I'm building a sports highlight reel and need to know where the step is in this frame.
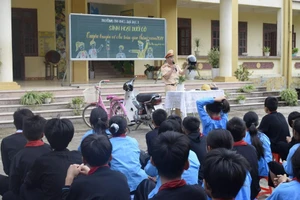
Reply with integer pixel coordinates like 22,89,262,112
227,91,280,98
228,96,277,105
0,102,71,112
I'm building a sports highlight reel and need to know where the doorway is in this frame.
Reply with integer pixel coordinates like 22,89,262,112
12,8,38,80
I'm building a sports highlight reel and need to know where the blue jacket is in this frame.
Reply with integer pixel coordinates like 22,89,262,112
110,136,148,192
78,129,111,151
146,150,200,198
244,131,272,176
283,143,300,177
196,97,228,136
205,171,252,200
267,180,300,200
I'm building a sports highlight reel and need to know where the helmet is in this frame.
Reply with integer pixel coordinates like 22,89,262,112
201,84,211,91
187,55,197,66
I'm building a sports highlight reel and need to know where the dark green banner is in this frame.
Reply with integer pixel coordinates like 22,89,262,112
69,14,166,61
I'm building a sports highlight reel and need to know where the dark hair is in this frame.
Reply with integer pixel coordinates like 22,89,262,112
23,115,46,141
13,109,34,130
81,134,112,166
90,107,108,135
152,109,167,127
151,131,190,179
206,129,233,150
288,111,300,128
182,116,200,133
168,114,183,133
226,117,246,142
243,111,264,159
264,97,278,112
44,118,74,150
158,119,181,134
293,118,300,141
109,116,127,136
292,146,300,180
203,148,249,199
206,99,230,114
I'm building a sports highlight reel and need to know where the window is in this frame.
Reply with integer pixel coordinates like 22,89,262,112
211,21,220,48
263,23,277,56
178,18,191,55
293,25,296,48
211,21,248,55
239,22,247,55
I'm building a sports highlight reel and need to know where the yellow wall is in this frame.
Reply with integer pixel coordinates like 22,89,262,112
12,0,55,78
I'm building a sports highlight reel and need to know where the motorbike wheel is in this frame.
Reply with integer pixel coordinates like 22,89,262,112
111,102,131,134
148,107,155,130
82,103,98,128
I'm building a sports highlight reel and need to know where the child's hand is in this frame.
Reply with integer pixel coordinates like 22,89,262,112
66,164,81,178
214,96,226,102
275,174,288,185
79,164,90,175
286,136,292,143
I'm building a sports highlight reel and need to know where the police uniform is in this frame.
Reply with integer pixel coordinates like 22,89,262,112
161,50,184,92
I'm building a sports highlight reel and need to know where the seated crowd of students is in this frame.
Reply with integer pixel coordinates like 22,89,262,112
0,95,299,200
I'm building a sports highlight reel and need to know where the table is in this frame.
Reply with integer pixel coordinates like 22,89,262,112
164,90,225,118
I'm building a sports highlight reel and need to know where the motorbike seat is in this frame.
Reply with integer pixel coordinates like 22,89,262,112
136,93,160,103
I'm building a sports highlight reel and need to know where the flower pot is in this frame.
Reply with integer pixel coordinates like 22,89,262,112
238,100,245,104
242,52,248,56
89,71,95,79
264,52,270,57
211,68,220,79
185,70,197,80
293,53,298,57
177,84,185,91
44,98,52,104
146,71,154,79
194,51,201,57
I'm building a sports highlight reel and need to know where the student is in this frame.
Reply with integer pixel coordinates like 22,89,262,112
3,115,51,200
258,97,290,160
182,116,207,165
21,118,82,200
167,114,183,133
196,95,230,136
109,116,148,194
0,109,33,195
78,107,110,151
182,116,207,184
145,120,200,199
150,131,207,200
267,146,300,200
227,117,260,200
203,148,249,200
62,134,131,200
205,129,252,200
146,109,167,156
243,111,272,177
286,111,300,147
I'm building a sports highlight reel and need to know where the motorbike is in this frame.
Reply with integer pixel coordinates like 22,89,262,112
119,77,163,130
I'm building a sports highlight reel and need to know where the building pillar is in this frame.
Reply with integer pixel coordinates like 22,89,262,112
213,0,238,82
65,0,89,84
281,0,292,88
0,0,20,90
160,0,177,61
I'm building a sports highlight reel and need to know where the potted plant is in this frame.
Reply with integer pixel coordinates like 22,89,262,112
236,95,246,104
207,48,220,79
41,92,54,104
293,48,298,57
263,46,270,56
239,85,256,93
144,64,155,79
176,76,185,91
71,97,84,109
234,65,253,81
20,92,43,105
194,38,201,57
280,89,298,106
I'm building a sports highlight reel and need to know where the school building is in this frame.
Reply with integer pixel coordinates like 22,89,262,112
0,0,299,90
